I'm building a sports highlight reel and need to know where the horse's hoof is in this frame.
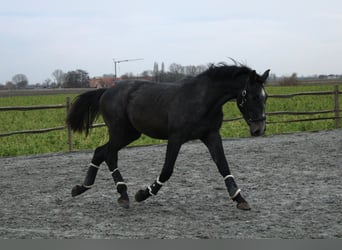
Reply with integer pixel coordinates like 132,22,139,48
71,185,88,197
118,197,130,209
237,202,251,211
135,189,150,202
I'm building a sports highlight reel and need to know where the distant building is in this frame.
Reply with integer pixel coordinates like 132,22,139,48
89,75,116,88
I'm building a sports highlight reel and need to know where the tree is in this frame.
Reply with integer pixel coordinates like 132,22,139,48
63,70,90,88
279,73,298,86
169,63,185,81
6,81,15,89
12,74,28,88
52,69,65,87
43,78,52,88
195,65,207,74
169,63,184,75
184,65,197,76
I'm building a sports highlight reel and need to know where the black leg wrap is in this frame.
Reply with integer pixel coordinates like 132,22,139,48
111,169,128,194
71,164,99,197
111,169,124,184
111,169,129,208
135,180,163,202
150,180,162,195
224,175,251,210
117,184,129,209
117,183,127,194
83,164,99,187
224,175,241,200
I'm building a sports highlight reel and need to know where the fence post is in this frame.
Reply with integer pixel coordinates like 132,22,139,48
66,97,73,152
334,85,340,128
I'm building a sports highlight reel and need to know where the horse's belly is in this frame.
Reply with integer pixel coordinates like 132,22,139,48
129,113,169,140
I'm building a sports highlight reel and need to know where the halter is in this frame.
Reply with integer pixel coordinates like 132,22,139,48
238,89,247,108
238,87,266,123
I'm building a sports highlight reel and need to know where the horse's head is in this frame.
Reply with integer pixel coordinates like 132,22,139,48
237,69,270,137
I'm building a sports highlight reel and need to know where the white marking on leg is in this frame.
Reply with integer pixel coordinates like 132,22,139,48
147,186,154,196
111,168,119,175
230,189,241,199
90,163,99,169
223,175,234,181
116,182,126,187
156,177,164,186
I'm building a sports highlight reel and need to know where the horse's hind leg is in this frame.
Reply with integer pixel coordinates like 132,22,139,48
105,128,141,209
135,138,182,202
105,149,130,208
71,143,108,197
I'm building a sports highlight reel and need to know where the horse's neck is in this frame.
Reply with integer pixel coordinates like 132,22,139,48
202,78,242,105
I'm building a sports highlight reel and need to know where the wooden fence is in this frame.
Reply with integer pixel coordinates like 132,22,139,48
224,85,341,128
0,85,341,152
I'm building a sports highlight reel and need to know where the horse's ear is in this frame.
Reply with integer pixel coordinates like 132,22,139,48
260,69,270,83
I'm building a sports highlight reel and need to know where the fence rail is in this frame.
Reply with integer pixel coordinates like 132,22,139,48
0,85,341,152
0,104,66,111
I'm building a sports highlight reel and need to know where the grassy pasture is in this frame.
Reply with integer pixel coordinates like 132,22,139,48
0,84,340,157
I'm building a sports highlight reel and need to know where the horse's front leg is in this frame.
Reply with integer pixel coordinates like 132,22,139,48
201,131,251,210
135,139,182,202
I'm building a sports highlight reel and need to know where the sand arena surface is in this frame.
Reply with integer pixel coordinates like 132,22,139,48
1,130,341,238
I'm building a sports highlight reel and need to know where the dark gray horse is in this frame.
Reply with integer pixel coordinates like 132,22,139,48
67,64,270,210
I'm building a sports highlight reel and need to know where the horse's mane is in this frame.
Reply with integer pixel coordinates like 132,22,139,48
199,63,252,81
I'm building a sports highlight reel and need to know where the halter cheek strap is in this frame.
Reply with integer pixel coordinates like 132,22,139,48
238,89,247,108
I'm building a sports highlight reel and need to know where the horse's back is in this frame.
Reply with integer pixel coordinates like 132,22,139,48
99,80,178,139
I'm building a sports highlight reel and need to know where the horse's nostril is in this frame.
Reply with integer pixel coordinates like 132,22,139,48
250,125,266,137
251,129,261,136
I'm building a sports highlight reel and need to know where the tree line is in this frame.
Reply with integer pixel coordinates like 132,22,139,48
4,62,340,89
4,69,90,89
3,62,209,89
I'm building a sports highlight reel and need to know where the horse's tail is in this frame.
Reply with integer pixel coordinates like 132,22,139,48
66,88,107,136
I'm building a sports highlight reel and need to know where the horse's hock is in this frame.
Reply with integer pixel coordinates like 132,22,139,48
0,129,341,238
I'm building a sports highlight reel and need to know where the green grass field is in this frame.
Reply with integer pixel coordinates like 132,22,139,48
0,84,340,157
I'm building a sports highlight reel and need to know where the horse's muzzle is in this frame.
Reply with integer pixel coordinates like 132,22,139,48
249,121,266,137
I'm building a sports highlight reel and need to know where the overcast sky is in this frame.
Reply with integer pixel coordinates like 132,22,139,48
0,0,341,84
